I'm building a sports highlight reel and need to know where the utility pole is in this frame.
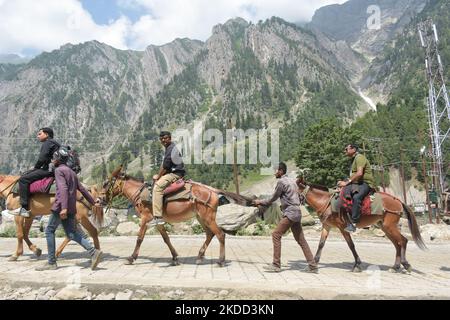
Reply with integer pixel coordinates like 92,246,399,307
418,20,450,201
227,118,240,195
378,143,386,192
421,146,433,223
233,131,240,195
400,148,408,205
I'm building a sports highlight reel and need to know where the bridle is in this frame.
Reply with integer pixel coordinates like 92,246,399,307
104,173,148,209
103,176,120,213
298,184,310,205
298,183,334,215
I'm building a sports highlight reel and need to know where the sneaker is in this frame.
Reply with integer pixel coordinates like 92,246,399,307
10,207,31,218
263,264,281,273
148,217,165,227
302,265,319,274
344,223,356,233
91,249,103,270
35,262,58,271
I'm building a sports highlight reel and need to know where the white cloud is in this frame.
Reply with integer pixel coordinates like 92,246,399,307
124,0,348,47
0,0,347,55
0,0,130,55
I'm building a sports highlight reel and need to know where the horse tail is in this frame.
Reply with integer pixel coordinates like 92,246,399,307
216,189,255,206
189,181,255,206
402,203,427,250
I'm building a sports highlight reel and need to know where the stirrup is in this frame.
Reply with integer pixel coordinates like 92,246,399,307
148,217,165,226
344,223,356,233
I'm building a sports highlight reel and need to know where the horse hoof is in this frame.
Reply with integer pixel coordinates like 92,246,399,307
171,259,180,266
124,257,134,265
35,248,42,258
352,266,362,273
8,255,18,262
388,267,401,273
196,258,204,265
403,265,412,274
216,261,225,268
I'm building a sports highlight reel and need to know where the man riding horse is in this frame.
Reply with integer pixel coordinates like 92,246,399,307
11,127,60,218
150,131,186,227
337,144,376,233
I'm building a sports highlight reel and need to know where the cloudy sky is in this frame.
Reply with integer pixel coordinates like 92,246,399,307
0,0,347,56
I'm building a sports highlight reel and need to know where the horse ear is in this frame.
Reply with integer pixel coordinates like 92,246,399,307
111,165,123,178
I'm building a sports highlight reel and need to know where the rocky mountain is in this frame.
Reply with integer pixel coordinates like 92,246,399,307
361,0,450,103
0,16,368,180
0,0,445,188
0,54,30,65
0,38,203,173
103,17,373,186
309,0,427,60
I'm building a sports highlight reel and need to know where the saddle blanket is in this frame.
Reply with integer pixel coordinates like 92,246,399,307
11,177,56,195
331,190,384,216
140,181,192,205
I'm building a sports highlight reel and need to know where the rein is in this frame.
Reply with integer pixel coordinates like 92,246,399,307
106,177,146,207
126,180,148,206
105,175,216,210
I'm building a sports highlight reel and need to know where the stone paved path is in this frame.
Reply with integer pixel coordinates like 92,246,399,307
1,235,450,299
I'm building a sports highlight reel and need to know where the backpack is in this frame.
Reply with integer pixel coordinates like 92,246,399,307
62,145,81,174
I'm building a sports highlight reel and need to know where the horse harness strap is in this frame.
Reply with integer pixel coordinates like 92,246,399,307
190,190,215,209
385,209,403,216
130,182,148,206
316,194,334,215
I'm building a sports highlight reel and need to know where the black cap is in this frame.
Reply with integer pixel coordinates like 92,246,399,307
278,162,287,174
159,131,171,137
40,127,54,139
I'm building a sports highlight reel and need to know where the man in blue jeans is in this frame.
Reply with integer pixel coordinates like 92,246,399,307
36,148,102,271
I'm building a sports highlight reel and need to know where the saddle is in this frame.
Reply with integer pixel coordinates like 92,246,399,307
11,177,56,195
140,179,192,205
330,187,384,216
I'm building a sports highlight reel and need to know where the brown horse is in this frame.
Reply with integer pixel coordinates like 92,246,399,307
0,174,103,261
100,166,249,267
296,179,426,273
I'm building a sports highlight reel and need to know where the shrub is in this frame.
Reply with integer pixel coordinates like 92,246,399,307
0,225,16,238
191,223,204,235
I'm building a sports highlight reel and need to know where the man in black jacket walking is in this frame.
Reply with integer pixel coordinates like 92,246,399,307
11,127,60,218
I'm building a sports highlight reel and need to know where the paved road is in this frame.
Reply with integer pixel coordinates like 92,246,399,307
1,235,450,299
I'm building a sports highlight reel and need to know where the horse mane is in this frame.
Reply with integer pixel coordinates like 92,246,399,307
306,182,330,192
123,174,145,183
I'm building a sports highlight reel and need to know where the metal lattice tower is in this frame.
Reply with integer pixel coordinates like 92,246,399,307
418,19,450,195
